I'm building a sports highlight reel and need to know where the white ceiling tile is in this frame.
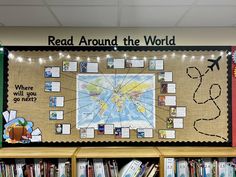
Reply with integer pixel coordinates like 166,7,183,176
0,0,44,5
51,6,118,26
46,0,118,6
120,0,195,6
120,6,189,27
178,7,236,26
197,0,236,6
0,6,58,26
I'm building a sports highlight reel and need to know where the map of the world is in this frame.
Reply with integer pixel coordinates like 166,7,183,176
76,74,155,129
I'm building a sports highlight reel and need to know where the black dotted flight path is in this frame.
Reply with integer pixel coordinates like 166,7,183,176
186,66,227,141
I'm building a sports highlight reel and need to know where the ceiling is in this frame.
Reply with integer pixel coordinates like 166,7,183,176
0,0,236,27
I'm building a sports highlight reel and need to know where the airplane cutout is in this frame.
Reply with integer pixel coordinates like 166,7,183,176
207,56,222,71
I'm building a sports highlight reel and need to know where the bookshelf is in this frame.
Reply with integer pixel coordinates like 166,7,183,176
0,147,77,158
0,147,77,177
1,147,236,177
158,147,236,157
76,147,160,158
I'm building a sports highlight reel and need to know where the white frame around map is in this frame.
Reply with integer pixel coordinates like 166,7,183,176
76,74,156,129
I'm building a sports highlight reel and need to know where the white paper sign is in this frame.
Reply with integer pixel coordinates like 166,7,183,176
62,124,71,135
164,72,173,82
173,118,184,129
114,59,125,68
121,127,130,138
104,124,114,135
176,107,186,117
165,96,176,106
87,63,98,73
167,83,176,93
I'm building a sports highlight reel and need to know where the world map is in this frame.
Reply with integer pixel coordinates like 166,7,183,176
76,74,155,129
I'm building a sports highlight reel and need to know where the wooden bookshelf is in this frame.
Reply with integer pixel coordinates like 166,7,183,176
1,146,236,177
76,146,160,158
0,147,77,158
158,147,236,157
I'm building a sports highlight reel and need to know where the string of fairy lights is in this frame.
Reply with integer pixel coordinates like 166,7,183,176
6,51,231,64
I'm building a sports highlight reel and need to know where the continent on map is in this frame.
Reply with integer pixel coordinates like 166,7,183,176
85,78,103,98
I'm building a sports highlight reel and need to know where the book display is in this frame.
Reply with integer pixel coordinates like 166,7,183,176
0,158,71,177
0,46,232,145
164,157,236,177
0,46,235,177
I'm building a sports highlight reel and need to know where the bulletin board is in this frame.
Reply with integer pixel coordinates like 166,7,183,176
1,46,232,145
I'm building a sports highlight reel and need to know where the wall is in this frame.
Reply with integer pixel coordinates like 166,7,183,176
0,27,236,46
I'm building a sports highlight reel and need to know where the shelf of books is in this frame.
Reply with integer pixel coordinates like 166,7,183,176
76,147,161,177
160,147,236,177
0,147,77,177
2,147,236,176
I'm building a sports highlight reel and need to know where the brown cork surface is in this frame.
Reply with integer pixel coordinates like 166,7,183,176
7,50,228,143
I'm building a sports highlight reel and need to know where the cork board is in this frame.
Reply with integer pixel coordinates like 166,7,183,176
3,49,229,144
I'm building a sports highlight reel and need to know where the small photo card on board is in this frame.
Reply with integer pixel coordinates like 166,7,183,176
97,124,105,135
49,96,64,107
104,124,114,135
158,72,173,82
80,62,98,73
115,127,122,138
176,107,186,117
158,96,166,106
170,106,186,117
166,118,174,129
173,118,184,129
149,59,164,70
165,96,176,106
107,58,114,69
63,61,77,72
126,59,144,68
121,127,130,138
159,130,176,139
160,83,176,94
45,81,60,92
49,110,64,120
62,124,71,135
137,128,153,138
44,67,60,78
55,124,71,135
114,59,125,69
80,128,95,139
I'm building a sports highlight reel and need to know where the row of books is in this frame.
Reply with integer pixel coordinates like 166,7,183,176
77,159,159,177
0,158,70,177
164,157,236,177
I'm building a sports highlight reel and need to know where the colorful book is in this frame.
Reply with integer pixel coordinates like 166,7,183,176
77,159,87,177
93,159,105,177
176,159,189,177
164,158,175,177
